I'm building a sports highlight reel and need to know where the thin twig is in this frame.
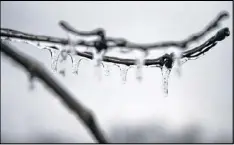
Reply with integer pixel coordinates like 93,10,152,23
59,11,229,50
0,41,109,143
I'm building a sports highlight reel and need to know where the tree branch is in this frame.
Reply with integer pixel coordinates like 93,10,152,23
0,41,109,143
59,11,229,50
1,27,230,67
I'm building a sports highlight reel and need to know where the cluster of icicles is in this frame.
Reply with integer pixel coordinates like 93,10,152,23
1,35,196,97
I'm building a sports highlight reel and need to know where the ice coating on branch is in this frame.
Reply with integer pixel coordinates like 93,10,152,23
1,37,45,49
65,31,89,53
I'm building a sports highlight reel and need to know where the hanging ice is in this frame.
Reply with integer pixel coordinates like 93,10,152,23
57,49,69,77
172,49,183,77
92,48,106,80
92,49,106,67
49,48,60,72
72,57,83,75
119,65,129,84
135,51,147,82
160,64,172,97
1,36,45,50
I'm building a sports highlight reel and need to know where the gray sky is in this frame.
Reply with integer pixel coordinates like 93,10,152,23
1,1,233,143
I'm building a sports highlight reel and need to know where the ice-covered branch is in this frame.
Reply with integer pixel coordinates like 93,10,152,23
1,27,230,67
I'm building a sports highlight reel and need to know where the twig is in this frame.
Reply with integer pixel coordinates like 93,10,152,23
59,11,229,50
0,27,230,67
0,41,109,143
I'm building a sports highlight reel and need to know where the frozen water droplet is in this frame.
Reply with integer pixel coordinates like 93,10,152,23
37,42,40,47
72,58,83,75
119,65,129,84
160,65,172,97
59,69,66,77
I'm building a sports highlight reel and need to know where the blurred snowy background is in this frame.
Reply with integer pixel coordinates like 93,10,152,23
1,1,233,143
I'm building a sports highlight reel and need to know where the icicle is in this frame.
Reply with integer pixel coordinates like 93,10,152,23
135,51,147,82
49,48,60,72
72,57,83,75
92,49,106,67
57,49,68,77
160,64,172,97
92,48,106,80
172,49,183,77
119,65,129,84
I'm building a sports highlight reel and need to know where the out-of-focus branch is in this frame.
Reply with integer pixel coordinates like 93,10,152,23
59,11,229,50
0,41,109,144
